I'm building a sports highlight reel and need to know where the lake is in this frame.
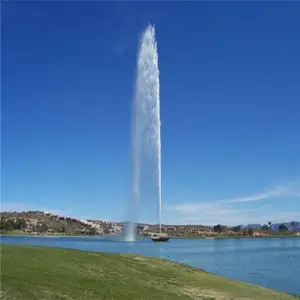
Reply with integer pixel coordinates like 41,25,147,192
1,236,299,296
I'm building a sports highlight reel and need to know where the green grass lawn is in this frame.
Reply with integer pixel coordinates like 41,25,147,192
1,245,299,300
0,230,34,236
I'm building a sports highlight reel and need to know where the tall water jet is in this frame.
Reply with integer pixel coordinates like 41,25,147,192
125,24,161,241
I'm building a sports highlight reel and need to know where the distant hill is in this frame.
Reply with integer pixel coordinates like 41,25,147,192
1,211,299,235
243,224,262,230
244,222,300,232
269,221,300,232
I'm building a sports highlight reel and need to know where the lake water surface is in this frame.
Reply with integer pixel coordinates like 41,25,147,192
1,236,299,296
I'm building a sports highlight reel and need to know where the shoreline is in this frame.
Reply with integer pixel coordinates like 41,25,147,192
1,232,299,239
174,234,300,239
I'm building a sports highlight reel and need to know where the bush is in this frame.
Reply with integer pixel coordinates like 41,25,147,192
0,217,27,231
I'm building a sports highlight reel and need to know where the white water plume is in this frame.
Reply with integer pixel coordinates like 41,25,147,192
125,24,161,241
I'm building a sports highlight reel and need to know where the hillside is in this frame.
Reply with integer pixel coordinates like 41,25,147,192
1,211,299,238
1,245,299,300
0,211,107,236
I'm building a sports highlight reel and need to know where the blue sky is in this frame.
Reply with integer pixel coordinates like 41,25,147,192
2,1,300,225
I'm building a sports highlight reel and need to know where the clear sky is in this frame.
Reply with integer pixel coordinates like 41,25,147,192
2,1,300,225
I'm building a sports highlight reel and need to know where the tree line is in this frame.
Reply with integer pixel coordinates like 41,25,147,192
213,222,290,236
0,218,27,231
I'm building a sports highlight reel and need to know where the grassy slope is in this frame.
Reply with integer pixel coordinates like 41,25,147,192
1,245,299,300
0,230,33,236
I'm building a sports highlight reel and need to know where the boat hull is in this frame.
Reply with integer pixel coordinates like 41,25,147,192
152,237,170,242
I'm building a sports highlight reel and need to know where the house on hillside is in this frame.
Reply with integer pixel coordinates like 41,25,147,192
112,225,123,233
141,225,149,231
177,227,185,231
167,226,176,231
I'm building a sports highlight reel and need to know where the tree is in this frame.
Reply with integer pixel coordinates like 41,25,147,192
232,225,242,233
242,228,249,236
6,219,16,230
37,223,48,233
88,228,97,235
213,225,222,233
15,218,27,230
248,228,254,236
0,218,26,231
262,224,269,231
0,218,11,231
213,224,227,233
279,224,288,232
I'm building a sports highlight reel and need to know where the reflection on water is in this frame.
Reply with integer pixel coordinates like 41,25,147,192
1,236,299,296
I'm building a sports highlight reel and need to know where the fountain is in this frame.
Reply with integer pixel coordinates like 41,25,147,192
124,24,162,242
